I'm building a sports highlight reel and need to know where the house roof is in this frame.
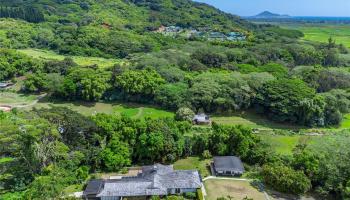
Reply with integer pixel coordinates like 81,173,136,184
96,164,202,198
83,179,104,196
213,156,245,172
193,114,210,122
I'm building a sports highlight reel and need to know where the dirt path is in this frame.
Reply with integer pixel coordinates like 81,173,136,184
135,107,144,118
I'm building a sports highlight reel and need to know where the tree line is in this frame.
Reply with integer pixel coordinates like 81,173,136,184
0,6,44,23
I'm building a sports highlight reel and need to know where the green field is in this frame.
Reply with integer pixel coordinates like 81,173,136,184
260,134,313,155
282,24,350,48
18,49,122,68
27,101,174,119
212,111,305,130
204,179,266,200
173,157,211,177
0,92,38,106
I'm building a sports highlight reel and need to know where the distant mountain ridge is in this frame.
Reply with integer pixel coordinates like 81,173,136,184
251,11,291,19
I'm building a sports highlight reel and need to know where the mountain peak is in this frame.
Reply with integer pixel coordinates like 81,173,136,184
253,11,291,19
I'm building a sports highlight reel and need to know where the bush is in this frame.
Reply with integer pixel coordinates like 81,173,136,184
175,107,195,122
201,150,212,159
262,164,311,194
197,188,204,200
184,192,197,199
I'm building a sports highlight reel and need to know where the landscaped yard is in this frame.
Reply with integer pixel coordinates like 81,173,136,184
204,179,266,200
18,49,123,68
173,157,211,177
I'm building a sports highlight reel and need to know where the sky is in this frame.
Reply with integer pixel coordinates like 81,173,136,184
195,0,350,17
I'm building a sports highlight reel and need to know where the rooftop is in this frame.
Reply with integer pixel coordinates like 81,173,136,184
88,164,202,198
213,156,245,172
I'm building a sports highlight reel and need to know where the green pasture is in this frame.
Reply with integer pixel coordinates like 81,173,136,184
0,92,37,106
260,134,313,155
212,111,305,130
18,49,122,68
28,101,174,119
282,24,350,48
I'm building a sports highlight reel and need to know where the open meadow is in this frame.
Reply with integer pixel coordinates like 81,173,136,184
26,101,174,119
17,49,122,68
281,24,350,48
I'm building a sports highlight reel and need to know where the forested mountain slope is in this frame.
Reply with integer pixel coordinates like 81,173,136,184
0,0,262,58
0,0,253,30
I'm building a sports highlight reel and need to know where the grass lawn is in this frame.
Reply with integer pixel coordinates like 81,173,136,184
204,179,265,200
260,134,313,155
63,184,83,194
340,113,350,129
173,157,211,177
212,111,305,130
18,49,122,68
28,101,174,119
0,92,38,106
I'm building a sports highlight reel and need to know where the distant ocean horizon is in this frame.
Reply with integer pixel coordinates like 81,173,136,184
293,16,350,21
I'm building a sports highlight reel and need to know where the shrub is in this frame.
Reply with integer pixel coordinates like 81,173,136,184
262,164,311,194
197,188,204,200
184,192,197,199
201,150,212,159
175,107,195,122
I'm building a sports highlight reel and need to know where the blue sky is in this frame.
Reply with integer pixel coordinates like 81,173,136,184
195,0,350,17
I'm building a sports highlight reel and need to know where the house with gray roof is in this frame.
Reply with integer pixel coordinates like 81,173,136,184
212,156,245,176
192,113,211,125
0,82,12,89
83,164,202,200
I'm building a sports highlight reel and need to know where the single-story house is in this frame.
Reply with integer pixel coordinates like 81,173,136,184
212,156,245,176
192,114,211,125
0,82,12,89
83,164,202,200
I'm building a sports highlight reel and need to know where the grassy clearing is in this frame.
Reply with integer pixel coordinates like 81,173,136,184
260,135,313,155
18,49,122,68
28,101,174,119
204,179,265,200
212,111,305,130
63,184,83,194
340,113,350,129
173,157,211,177
0,92,37,106
282,24,350,48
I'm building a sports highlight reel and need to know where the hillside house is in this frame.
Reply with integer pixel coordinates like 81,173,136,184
192,114,211,125
212,156,245,176
227,32,246,41
208,32,227,41
0,82,12,89
83,164,202,200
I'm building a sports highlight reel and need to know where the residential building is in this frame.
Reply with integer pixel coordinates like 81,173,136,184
212,156,245,176
83,164,202,200
192,114,211,125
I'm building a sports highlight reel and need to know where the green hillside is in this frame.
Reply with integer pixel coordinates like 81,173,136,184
0,0,263,59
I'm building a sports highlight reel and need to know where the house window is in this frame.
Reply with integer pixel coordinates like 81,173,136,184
175,188,181,193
